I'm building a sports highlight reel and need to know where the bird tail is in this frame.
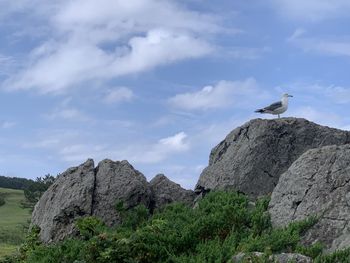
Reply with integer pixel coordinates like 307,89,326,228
255,109,265,113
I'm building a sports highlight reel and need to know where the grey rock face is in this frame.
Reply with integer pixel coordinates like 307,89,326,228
32,159,152,242
232,252,311,263
196,118,350,198
150,174,196,210
31,159,95,243
92,159,152,226
269,144,350,251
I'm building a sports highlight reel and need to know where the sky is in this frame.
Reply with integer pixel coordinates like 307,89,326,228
1,0,350,189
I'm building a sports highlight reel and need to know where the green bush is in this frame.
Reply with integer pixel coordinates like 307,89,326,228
314,247,350,263
8,191,349,263
76,216,105,240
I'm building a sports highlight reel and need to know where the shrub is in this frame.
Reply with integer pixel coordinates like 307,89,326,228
76,216,105,239
6,191,332,263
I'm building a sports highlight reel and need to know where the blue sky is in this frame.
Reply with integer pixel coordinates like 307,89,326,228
1,0,350,189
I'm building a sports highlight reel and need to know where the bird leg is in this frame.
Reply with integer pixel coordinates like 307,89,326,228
278,114,280,118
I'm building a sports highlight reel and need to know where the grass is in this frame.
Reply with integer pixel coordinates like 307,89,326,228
0,187,31,259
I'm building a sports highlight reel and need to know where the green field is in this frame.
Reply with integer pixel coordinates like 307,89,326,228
0,187,31,259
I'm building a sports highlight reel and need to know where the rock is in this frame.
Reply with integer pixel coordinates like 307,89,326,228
31,159,152,242
269,144,350,251
196,118,350,198
31,159,95,243
273,253,312,263
232,252,311,263
149,174,196,210
92,159,152,226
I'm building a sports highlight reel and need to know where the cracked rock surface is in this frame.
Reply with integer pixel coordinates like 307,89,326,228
269,144,350,251
92,159,152,227
195,118,350,198
31,159,96,243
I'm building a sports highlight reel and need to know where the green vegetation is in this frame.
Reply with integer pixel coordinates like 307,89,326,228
2,191,350,263
23,175,55,209
0,188,31,259
0,194,5,207
0,177,33,191
0,174,55,210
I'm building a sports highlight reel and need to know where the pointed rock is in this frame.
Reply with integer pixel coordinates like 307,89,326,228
150,174,196,210
31,159,95,243
92,159,152,226
196,118,350,198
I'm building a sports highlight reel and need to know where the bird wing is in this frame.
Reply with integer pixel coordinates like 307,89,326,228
264,101,282,111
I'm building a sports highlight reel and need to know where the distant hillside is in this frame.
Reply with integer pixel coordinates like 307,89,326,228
0,187,31,259
0,176,34,191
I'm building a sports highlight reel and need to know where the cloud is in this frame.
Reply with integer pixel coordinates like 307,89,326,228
270,0,350,21
290,106,343,127
286,82,350,104
168,78,266,110
2,0,219,93
44,98,90,121
0,54,16,76
288,29,350,57
23,129,190,165
130,132,190,164
103,87,134,104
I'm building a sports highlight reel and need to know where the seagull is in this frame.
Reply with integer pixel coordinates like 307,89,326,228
255,93,293,118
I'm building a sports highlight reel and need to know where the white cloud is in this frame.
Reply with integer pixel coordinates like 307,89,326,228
130,132,190,164
104,87,134,104
2,0,219,93
159,132,189,151
289,106,343,127
270,0,350,21
23,129,190,165
0,54,16,76
287,82,350,104
288,30,350,57
168,78,266,110
44,99,90,121
287,28,306,41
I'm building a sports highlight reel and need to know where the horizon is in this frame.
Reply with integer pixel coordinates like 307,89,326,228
1,0,350,189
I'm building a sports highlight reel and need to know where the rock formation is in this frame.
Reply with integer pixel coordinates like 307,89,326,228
32,160,194,242
269,144,350,252
31,159,95,243
196,118,350,198
31,117,350,252
92,159,152,226
150,174,196,210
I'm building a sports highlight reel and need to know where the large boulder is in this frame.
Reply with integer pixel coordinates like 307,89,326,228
31,159,95,243
196,118,350,198
31,159,152,242
269,144,350,251
149,174,196,210
92,159,152,226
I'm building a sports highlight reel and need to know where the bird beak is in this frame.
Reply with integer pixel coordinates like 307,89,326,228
288,95,293,97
